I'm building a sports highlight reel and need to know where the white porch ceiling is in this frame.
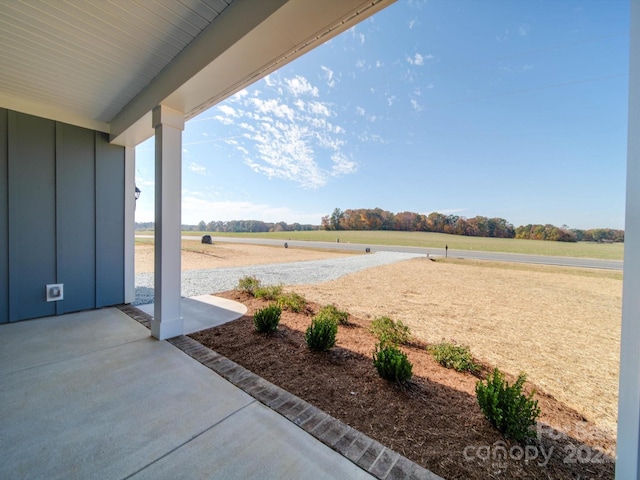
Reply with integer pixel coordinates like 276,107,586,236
0,0,395,147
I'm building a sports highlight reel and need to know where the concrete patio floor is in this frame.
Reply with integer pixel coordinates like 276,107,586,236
0,307,375,479
136,294,247,335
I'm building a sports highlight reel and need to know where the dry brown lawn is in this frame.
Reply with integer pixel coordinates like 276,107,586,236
135,241,622,437
292,258,622,437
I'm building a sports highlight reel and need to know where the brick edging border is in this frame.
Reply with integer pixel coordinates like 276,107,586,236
117,304,444,480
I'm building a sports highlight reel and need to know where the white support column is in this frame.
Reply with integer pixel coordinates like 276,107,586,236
124,146,136,304
617,1,640,477
151,105,185,340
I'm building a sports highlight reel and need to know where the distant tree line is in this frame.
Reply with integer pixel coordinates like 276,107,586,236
135,220,317,233
193,220,318,233
136,212,625,243
135,222,155,231
571,228,624,242
515,224,624,243
321,208,624,243
321,208,515,238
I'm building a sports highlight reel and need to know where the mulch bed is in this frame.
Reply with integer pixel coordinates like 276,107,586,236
189,291,615,479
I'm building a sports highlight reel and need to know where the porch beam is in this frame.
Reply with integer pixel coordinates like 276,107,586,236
151,105,184,340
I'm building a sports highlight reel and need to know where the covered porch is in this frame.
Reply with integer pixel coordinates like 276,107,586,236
2,0,640,477
0,305,406,479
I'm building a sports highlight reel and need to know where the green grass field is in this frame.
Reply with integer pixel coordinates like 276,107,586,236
138,230,624,260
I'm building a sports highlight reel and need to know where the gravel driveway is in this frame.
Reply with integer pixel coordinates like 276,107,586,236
134,251,423,306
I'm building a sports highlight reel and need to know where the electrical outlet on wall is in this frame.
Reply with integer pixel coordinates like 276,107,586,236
46,284,64,302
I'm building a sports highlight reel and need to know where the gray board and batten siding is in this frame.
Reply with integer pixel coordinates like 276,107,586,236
0,109,125,323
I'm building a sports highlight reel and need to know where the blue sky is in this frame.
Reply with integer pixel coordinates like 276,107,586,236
135,0,629,230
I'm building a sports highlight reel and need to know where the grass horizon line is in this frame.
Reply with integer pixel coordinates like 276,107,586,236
136,229,624,261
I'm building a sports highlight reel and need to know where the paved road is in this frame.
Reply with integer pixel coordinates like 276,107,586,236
166,235,623,271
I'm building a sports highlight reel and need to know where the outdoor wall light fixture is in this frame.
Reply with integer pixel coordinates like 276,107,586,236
135,186,141,200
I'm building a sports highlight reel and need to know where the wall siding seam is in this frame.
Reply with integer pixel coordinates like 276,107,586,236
6,110,16,322
93,132,98,309
0,109,8,323
55,122,62,315
122,149,126,303
94,131,99,309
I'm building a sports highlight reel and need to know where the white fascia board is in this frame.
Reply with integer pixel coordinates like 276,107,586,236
0,91,110,133
110,0,396,147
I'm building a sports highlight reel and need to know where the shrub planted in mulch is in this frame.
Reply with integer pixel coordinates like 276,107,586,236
253,304,282,334
373,342,413,383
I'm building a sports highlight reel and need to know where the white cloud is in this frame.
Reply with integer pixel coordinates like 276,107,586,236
406,53,431,66
496,29,509,42
348,26,365,45
249,98,295,121
321,65,336,88
214,115,234,125
330,152,357,176
285,75,319,97
375,60,383,68
437,208,467,216
218,105,238,117
409,19,416,29
410,98,422,111
308,101,331,117
355,59,366,69
386,95,396,106
357,132,385,144
519,24,530,36
188,162,206,175
210,73,355,189
356,106,366,116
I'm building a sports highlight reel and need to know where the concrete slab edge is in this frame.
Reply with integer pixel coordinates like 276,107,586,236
117,304,445,480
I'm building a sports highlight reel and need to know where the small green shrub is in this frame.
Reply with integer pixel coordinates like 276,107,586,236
476,369,541,442
373,343,413,383
370,316,411,346
318,304,349,325
429,341,479,373
253,304,282,333
305,315,338,351
254,284,283,301
277,291,307,313
238,275,261,295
